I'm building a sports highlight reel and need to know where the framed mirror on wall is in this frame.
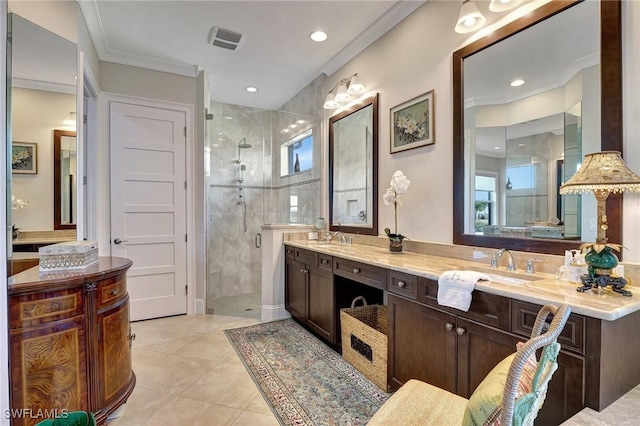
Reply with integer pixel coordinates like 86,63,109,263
329,93,379,235
7,12,78,255
453,0,622,255
54,130,77,230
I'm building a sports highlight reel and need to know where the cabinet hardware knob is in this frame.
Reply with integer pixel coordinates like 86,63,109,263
445,323,454,331
456,327,466,336
398,281,406,288
110,289,119,295
353,268,360,274
128,332,136,348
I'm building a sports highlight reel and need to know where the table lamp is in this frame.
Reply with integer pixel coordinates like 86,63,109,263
559,151,640,296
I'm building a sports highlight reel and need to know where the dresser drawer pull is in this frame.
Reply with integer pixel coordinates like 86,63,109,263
353,268,360,274
110,289,119,296
456,327,466,336
301,269,308,274
321,259,329,264
445,322,454,331
397,281,406,288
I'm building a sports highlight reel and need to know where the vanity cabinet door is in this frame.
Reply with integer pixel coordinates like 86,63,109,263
9,316,88,426
307,266,335,344
96,296,133,407
536,349,585,425
285,259,308,322
387,293,457,392
456,317,520,398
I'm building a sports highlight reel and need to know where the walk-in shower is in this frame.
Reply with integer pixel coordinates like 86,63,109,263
206,104,317,319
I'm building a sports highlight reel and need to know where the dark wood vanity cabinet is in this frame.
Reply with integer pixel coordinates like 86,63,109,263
388,277,586,425
8,258,135,426
285,249,336,344
283,244,640,424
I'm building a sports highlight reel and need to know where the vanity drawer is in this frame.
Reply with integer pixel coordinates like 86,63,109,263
294,247,318,267
318,254,333,272
333,258,385,290
387,270,418,299
285,245,295,260
512,300,585,355
97,274,128,309
9,287,84,329
417,278,511,331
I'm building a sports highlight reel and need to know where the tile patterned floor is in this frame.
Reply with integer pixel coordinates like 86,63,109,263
108,314,279,426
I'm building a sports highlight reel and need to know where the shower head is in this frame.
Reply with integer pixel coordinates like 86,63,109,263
238,138,252,149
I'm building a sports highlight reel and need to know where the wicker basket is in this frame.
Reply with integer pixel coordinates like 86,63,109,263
340,296,388,391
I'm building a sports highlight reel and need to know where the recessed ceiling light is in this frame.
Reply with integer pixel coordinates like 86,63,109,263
510,79,525,87
296,120,306,125
494,146,501,150
310,31,328,42
224,116,233,120
280,129,290,134
246,86,258,93
518,143,525,147
288,124,297,129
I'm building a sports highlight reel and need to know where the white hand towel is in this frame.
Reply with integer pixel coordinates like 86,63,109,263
437,271,492,312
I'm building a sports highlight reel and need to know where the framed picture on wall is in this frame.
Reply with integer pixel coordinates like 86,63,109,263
390,90,434,154
12,142,38,174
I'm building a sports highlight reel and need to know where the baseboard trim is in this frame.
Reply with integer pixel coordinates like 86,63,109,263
195,298,205,315
261,304,290,322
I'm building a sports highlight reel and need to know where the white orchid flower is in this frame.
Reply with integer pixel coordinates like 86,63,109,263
390,170,410,194
383,188,396,206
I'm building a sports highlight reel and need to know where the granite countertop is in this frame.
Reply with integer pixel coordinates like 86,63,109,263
12,236,76,245
284,240,640,321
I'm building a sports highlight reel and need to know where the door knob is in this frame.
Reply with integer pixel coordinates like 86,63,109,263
113,238,128,245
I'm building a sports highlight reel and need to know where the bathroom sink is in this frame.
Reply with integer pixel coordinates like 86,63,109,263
465,266,545,286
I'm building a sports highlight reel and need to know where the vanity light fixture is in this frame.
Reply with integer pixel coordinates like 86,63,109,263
323,73,367,109
246,86,258,92
489,0,523,13
510,79,525,87
455,0,487,34
560,151,640,296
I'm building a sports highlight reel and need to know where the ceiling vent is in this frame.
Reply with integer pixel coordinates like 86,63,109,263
208,26,245,51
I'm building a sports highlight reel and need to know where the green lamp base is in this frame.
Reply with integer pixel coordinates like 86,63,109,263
577,247,631,297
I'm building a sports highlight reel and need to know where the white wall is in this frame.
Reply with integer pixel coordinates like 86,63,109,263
622,0,640,262
325,1,470,243
99,61,197,106
8,0,77,43
11,88,76,231
325,0,640,262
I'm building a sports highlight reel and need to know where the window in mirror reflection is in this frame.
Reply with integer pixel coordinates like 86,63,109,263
280,130,313,176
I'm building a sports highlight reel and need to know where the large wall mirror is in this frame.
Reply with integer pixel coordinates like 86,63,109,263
453,0,621,255
329,93,378,235
7,13,78,249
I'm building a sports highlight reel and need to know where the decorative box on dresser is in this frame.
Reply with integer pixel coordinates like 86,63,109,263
7,257,136,426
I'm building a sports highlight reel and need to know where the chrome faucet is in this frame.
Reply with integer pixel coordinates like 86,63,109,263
491,248,517,271
333,231,347,245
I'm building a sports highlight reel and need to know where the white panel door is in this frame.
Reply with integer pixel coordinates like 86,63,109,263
110,102,187,320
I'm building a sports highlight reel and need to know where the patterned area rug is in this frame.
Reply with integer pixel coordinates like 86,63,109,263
224,319,390,425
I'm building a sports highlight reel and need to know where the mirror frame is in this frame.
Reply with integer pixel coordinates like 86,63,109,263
453,0,622,255
328,93,379,235
53,129,77,230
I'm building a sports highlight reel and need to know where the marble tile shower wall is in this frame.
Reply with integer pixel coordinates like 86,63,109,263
207,102,267,303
